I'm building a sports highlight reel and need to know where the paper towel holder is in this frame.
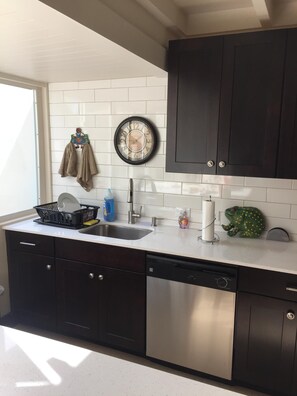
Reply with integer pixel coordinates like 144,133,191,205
198,196,219,244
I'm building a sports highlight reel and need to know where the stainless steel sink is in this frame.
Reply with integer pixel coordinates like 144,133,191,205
79,223,152,240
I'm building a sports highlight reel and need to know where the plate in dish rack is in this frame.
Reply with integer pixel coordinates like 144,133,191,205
57,193,80,212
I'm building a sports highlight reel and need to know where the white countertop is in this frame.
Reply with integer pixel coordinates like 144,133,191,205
0,325,257,396
3,218,297,275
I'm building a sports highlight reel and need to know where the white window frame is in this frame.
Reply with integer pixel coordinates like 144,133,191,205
0,72,52,223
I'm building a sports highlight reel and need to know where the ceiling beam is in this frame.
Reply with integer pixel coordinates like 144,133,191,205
38,0,167,71
137,0,188,36
251,0,274,26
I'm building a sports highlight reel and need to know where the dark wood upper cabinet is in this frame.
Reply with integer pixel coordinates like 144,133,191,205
277,29,297,179
218,30,286,177
166,36,223,174
166,29,292,178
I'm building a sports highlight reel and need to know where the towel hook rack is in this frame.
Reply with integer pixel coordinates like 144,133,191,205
71,127,90,149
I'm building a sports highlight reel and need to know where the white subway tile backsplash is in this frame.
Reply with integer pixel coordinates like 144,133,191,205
50,103,79,116
50,116,64,128
49,91,64,103
164,194,202,209
94,140,112,153
49,82,79,91
222,186,266,201
112,101,146,114
48,77,297,233
164,172,202,183
83,127,111,141
96,116,113,128
146,181,181,194
80,103,111,115
182,183,221,197
245,201,291,218
245,177,292,189
134,192,164,206
267,188,297,204
50,128,69,140
111,77,146,88
147,100,167,114
129,86,166,101
64,115,96,128
64,90,95,103
147,77,167,86
95,88,128,102
202,174,244,186
291,205,297,219
129,167,164,180
147,115,166,128
78,80,111,89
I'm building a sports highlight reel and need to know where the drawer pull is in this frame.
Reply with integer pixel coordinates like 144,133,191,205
46,265,51,271
98,274,104,281
89,273,95,279
19,242,36,247
286,287,297,293
287,311,295,320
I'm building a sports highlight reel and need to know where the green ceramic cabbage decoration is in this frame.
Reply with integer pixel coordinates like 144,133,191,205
222,206,265,238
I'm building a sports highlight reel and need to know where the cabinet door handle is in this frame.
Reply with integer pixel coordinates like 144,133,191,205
98,274,104,281
219,161,226,168
89,273,95,279
287,311,295,320
20,242,36,247
286,287,297,293
207,160,215,168
46,265,51,271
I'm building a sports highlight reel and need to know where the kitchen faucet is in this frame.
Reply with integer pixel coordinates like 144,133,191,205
127,178,142,224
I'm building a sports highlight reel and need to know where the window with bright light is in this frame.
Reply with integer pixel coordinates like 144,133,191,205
0,76,50,221
0,83,39,217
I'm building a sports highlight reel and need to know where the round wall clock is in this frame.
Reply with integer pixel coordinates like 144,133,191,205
114,116,158,165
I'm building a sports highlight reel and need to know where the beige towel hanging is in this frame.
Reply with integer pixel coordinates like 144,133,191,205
77,143,98,191
58,142,77,177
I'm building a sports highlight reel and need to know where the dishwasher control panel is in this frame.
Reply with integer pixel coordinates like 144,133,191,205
147,254,237,292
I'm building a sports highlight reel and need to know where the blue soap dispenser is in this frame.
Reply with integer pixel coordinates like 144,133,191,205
103,189,115,222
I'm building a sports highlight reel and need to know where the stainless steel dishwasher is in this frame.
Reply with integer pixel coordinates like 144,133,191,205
146,254,237,380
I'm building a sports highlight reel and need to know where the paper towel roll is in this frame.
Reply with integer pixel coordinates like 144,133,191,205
202,199,215,241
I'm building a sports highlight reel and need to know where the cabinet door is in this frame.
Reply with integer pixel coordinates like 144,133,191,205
277,29,297,179
166,36,223,174
9,251,56,329
99,268,145,354
56,258,100,340
234,292,297,395
218,30,286,177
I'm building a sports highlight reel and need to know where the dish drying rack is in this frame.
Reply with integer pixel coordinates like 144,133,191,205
34,202,99,229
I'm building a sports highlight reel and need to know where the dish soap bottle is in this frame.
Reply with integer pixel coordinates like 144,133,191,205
103,189,115,222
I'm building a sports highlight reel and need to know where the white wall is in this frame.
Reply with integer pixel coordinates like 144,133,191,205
49,77,297,241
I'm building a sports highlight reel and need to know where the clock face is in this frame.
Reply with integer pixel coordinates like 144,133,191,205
114,117,158,165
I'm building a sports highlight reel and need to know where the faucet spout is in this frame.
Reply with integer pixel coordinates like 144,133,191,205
127,178,142,224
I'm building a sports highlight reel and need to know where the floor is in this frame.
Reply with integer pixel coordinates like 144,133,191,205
6,324,267,396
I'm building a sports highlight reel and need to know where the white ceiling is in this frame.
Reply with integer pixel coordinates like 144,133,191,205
1,0,297,83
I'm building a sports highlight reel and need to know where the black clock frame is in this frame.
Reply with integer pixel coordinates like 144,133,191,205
114,116,158,165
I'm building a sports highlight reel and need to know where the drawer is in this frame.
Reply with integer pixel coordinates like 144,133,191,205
6,231,54,257
238,267,297,302
55,238,145,273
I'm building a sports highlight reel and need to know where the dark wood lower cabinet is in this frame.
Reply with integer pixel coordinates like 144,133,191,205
9,251,56,329
56,259,99,340
99,267,145,353
234,292,297,396
6,231,56,329
56,258,145,354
